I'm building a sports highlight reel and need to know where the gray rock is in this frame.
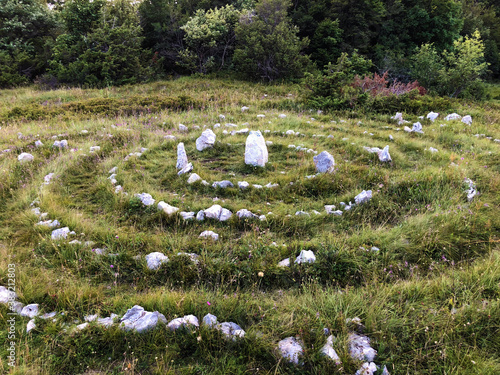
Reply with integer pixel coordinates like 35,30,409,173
278,258,290,267
217,322,245,340
462,115,472,125
178,124,188,132
176,143,188,170
278,337,304,365
313,151,335,173
0,286,17,303
53,140,68,148
196,129,216,151
35,140,43,147
445,113,461,121
145,252,169,270
355,362,378,375
245,131,268,167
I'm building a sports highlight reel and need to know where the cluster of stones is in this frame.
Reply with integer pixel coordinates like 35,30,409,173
278,317,389,375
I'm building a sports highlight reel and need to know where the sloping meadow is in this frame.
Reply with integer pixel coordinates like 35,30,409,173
0,78,499,374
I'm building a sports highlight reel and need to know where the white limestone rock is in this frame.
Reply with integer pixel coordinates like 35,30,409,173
245,131,268,167
445,113,461,121
0,286,16,304
204,205,232,221
241,106,249,112
51,227,70,240
176,142,188,170
236,209,257,219
158,201,179,215
278,258,290,267
89,146,100,152
412,122,424,133
216,322,245,340
120,306,167,333
145,252,169,270
18,153,34,163
180,211,195,220
199,230,219,240
164,135,177,141
53,140,68,148
167,315,199,330
178,124,188,132
461,115,472,125
135,193,155,206
378,145,391,162
20,304,39,318
187,173,202,184
321,335,341,365
356,362,378,375
35,140,43,147
354,190,372,205
295,250,316,264
196,129,216,151
212,180,234,189
278,114,287,119
27,319,36,333
324,205,336,214
313,151,335,173
196,210,205,221
177,163,193,175
278,337,304,365
465,178,478,201
238,181,250,189
349,333,377,362
202,313,218,327
427,112,439,122
44,173,55,184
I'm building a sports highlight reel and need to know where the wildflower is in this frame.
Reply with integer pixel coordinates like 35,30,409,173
207,301,211,306
258,271,264,277
110,265,114,268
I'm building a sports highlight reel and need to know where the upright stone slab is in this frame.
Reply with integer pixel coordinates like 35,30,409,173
245,131,268,167
176,143,188,170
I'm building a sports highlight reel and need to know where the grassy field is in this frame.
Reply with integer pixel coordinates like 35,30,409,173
0,77,499,374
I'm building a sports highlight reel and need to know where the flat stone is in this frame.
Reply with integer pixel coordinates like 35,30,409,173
212,180,234,189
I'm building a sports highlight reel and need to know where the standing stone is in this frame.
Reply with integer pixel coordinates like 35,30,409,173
176,143,188,170
313,151,335,173
245,131,268,167
196,129,216,151
378,146,391,162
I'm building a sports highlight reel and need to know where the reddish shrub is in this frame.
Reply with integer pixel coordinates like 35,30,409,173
352,71,426,97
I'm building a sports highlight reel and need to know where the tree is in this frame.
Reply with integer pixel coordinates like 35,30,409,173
0,0,59,86
411,30,488,98
49,0,150,87
233,0,310,81
178,5,240,73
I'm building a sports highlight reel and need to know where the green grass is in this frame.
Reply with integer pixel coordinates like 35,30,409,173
0,77,499,374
